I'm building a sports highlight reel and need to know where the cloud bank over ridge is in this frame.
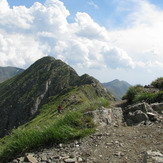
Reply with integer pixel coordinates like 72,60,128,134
0,0,163,84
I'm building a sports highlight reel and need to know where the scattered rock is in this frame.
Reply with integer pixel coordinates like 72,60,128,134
147,112,157,121
78,157,83,162
114,152,124,157
12,160,18,163
123,102,163,125
64,158,76,163
41,154,47,161
144,150,163,163
17,157,25,162
24,154,38,163
151,102,163,114
58,143,63,148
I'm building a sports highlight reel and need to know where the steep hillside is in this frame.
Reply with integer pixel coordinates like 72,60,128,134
0,56,115,139
0,66,24,83
103,79,131,100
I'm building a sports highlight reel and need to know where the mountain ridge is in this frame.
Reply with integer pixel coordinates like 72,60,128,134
0,57,162,162
0,56,115,138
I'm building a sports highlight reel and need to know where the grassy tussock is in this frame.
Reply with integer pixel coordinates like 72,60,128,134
133,91,163,104
122,85,143,103
0,111,95,162
151,77,163,89
122,77,163,104
0,97,109,162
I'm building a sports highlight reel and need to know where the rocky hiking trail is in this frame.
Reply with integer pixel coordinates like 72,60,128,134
11,101,163,163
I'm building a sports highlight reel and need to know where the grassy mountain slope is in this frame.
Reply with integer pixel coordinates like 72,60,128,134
0,85,110,162
103,79,131,100
122,77,163,104
0,66,24,83
0,56,115,161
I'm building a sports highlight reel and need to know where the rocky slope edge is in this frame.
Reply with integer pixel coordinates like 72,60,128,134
0,56,115,138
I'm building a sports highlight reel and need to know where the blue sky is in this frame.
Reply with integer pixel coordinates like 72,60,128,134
7,0,163,28
7,0,120,27
7,0,139,28
1,0,163,85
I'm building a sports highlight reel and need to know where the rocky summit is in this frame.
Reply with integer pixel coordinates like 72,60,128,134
0,56,114,138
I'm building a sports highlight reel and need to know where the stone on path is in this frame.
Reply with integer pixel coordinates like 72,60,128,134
64,158,76,163
144,150,163,163
24,154,38,163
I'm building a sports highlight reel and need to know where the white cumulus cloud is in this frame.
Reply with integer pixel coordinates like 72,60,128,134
108,0,163,73
0,0,135,71
0,0,163,85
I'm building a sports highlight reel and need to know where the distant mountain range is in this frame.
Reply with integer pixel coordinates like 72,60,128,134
103,79,131,100
0,66,24,83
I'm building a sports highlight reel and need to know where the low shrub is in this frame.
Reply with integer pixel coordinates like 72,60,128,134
122,85,143,103
134,91,163,103
151,77,163,89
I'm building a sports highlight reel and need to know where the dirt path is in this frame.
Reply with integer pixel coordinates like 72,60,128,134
110,100,127,107
12,104,163,163
27,122,163,163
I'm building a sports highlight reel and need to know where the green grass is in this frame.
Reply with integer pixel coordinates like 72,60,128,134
0,86,110,162
0,111,95,162
122,85,143,103
151,77,163,89
122,80,163,104
133,91,163,104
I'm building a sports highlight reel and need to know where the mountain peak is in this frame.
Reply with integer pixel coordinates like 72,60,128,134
0,56,114,138
34,56,56,63
103,79,131,100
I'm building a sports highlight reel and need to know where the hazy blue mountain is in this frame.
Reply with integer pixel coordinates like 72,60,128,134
0,66,24,83
103,79,131,100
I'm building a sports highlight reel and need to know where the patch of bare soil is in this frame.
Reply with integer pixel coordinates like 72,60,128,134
13,103,163,163
77,124,163,162
28,122,163,163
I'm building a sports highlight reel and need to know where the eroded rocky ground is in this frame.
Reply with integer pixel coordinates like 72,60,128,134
12,101,163,163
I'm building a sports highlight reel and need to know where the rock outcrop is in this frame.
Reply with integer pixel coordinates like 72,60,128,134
123,102,163,126
144,150,163,163
84,106,123,127
151,102,163,114
0,56,115,138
